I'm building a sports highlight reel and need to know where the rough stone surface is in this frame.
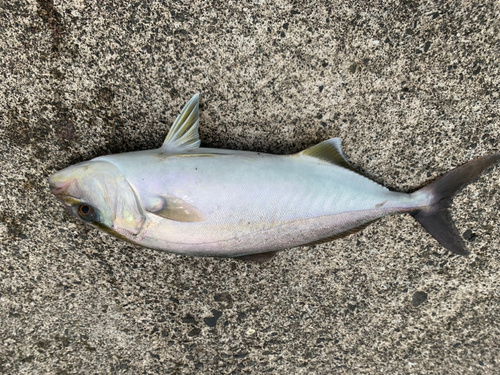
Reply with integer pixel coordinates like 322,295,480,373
1,1,500,374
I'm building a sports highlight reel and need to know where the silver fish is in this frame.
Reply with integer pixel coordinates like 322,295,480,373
49,93,499,261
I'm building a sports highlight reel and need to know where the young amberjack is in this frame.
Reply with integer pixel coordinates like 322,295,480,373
49,93,499,261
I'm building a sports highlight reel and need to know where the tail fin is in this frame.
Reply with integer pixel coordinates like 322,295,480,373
412,154,500,256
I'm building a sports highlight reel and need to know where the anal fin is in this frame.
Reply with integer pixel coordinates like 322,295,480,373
235,251,278,263
301,219,379,247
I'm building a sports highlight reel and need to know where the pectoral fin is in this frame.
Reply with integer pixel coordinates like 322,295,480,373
145,195,204,222
161,93,201,152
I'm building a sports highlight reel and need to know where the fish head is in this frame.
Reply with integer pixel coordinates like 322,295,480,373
49,160,146,240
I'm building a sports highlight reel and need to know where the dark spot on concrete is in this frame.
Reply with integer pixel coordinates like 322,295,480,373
348,64,357,74
214,292,233,309
98,87,114,104
463,229,478,242
5,108,51,148
36,341,50,350
322,60,329,68
54,334,70,347
412,291,428,307
55,118,77,146
188,327,201,337
318,85,324,92
415,48,422,54
423,41,431,52
463,229,472,238
1,212,28,239
204,309,222,327
20,355,34,363
36,0,65,53
472,66,481,75
233,352,248,359
181,314,197,324
170,87,179,99
149,352,160,360
282,22,289,30
9,310,21,318
280,31,285,38
51,68,64,80
169,297,180,304
237,311,247,322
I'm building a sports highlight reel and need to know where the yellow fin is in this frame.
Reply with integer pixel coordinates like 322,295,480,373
161,93,201,151
299,138,357,172
146,195,204,222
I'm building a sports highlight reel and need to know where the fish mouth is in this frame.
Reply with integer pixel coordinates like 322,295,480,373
48,172,82,198
49,181,75,202
48,176,83,209
49,172,68,194
50,182,69,196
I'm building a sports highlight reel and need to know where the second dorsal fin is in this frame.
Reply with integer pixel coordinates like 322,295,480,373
298,138,357,172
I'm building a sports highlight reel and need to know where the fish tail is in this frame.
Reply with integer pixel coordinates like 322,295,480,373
411,153,500,256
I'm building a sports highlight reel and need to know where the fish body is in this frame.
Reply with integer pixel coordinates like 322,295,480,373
93,147,428,257
49,93,499,260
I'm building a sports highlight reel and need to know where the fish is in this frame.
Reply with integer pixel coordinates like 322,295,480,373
49,93,500,262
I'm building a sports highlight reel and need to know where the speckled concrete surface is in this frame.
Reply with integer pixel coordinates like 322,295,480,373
1,1,500,374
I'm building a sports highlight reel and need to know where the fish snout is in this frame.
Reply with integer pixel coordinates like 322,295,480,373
48,171,82,200
49,172,70,195
49,180,70,196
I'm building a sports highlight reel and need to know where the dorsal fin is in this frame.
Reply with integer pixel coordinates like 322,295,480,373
298,138,357,172
161,93,201,152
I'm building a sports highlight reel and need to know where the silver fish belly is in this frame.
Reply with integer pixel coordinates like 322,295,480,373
49,93,500,260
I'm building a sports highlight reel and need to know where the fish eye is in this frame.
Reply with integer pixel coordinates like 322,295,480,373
77,204,96,221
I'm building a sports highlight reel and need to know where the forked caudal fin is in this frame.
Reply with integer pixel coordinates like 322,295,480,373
412,154,500,256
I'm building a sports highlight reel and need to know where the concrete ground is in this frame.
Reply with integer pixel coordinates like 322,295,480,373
1,0,499,373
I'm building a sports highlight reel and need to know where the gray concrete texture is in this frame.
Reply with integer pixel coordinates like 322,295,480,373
1,0,499,373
